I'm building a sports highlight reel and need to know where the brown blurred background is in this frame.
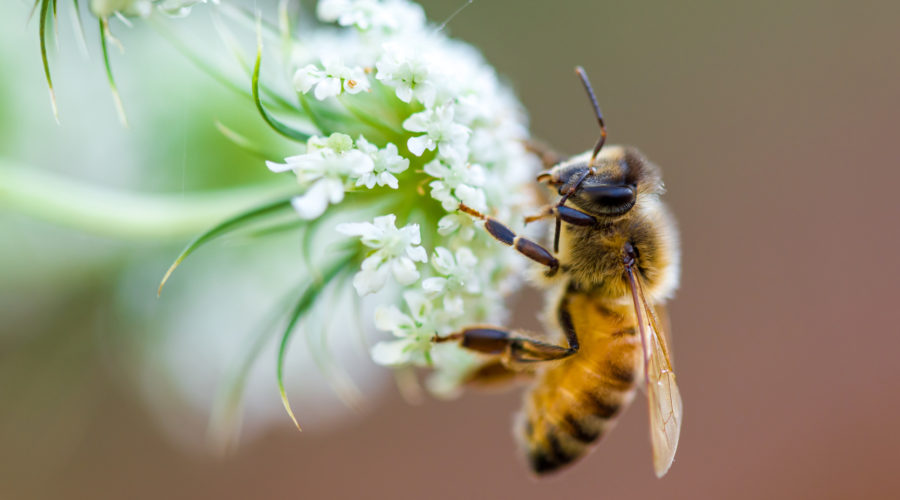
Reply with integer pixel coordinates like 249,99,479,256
3,0,900,499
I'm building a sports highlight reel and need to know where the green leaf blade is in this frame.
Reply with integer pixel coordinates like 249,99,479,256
39,0,59,123
158,196,297,296
99,18,128,126
276,254,353,431
252,22,313,142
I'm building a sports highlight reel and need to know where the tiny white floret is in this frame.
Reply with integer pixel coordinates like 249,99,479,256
337,214,428,295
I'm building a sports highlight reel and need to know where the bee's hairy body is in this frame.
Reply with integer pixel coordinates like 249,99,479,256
436,68,684,476
517,146,680,473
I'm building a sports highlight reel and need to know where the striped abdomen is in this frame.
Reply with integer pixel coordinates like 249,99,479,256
517,294,642,474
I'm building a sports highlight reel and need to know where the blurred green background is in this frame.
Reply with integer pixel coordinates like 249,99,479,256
2,0,899,499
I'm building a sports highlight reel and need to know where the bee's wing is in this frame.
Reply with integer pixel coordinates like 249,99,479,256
625,266,683,478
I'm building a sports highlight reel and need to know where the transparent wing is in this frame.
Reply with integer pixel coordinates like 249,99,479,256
626,266,683,478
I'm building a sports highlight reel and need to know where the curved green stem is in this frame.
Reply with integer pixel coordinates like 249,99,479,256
0,159,299,241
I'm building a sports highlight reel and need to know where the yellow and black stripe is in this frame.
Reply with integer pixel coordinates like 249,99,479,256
517,293,641,474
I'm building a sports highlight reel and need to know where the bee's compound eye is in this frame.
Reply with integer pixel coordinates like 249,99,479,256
580,185,636,209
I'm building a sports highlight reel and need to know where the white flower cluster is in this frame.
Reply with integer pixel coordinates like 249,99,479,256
336,215,427,295
294,57,371,101
271,0,540,393
267,134,408,219
89,0,217,18
317,0,426,32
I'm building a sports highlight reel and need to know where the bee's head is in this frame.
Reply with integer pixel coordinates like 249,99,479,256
538,146,663,218
536,66,667,253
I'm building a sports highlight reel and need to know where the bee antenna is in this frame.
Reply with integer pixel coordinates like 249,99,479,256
575,66,607,165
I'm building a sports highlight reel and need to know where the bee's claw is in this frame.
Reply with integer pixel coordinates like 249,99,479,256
432,332,461,344
544,264,559,278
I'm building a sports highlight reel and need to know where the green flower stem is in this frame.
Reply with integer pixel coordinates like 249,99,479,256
0,159,299,241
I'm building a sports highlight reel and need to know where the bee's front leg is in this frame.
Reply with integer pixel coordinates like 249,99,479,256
458,204,560,276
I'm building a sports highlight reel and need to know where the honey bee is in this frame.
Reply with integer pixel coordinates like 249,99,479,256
433,67,682,477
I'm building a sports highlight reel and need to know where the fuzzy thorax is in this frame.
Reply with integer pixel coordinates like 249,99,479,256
537,145,680,304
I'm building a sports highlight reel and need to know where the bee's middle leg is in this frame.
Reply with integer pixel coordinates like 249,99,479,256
434,326,578,364
525,139,566,169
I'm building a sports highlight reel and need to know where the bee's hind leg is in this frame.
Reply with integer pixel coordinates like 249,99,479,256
462,359,532,388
